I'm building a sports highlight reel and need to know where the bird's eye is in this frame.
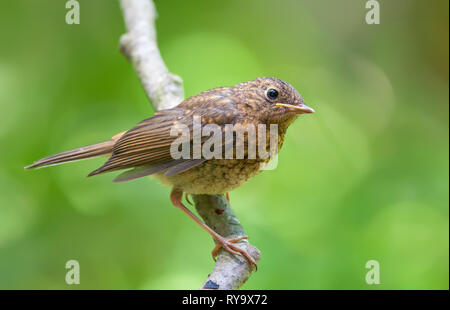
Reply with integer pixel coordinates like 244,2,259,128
266,89,278,100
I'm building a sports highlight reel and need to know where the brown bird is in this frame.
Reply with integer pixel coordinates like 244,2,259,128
26,77,314,269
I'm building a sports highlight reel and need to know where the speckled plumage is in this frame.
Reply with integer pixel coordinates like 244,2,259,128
95,77,310,194
157,159,265,195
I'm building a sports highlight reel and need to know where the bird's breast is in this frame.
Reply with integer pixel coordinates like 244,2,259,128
155,158,268,195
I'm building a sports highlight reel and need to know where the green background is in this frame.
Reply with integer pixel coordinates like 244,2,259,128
0,0,448,289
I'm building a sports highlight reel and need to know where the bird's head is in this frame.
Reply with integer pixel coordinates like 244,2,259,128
240,77,314,128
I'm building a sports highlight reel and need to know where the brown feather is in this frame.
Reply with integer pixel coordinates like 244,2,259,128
88,94,241,176
25,140,116,169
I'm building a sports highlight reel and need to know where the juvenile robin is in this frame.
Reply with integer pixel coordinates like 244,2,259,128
26,77,314,269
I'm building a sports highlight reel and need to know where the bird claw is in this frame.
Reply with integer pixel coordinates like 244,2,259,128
211,235,257,271
185,193,193,205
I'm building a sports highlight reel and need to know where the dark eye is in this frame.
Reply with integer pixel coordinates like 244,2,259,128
266,89,278,100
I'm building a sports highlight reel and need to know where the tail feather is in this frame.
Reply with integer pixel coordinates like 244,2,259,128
25,140,115,170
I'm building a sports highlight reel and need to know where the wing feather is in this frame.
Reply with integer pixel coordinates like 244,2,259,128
113,160,185,183
89,94,245,178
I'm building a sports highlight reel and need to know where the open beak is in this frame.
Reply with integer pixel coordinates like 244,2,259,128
275,103,315,114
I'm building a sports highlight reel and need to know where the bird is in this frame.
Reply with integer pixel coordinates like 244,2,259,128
25,77,314,269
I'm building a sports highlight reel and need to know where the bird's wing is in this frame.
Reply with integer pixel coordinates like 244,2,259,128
88,95,240,178
113,159,206,182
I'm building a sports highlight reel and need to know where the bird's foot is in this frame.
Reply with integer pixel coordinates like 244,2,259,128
211,235,257,270
170,188,256,270
185,193,193,205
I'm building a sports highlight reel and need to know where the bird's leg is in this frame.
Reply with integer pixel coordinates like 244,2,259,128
225,192,230,202
170,188,257,270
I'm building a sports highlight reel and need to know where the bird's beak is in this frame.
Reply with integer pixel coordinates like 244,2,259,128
275,103,315,114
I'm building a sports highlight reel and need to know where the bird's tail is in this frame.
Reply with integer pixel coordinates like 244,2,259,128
25,132,124,170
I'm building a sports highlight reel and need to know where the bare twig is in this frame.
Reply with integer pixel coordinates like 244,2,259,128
119,0,260,289
119,0,183,110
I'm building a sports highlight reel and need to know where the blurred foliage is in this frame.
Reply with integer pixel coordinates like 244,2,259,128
0,0,448,289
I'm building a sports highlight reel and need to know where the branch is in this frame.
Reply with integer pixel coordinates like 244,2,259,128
119,0,260,289
119,0,183,110
193,195,261,289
